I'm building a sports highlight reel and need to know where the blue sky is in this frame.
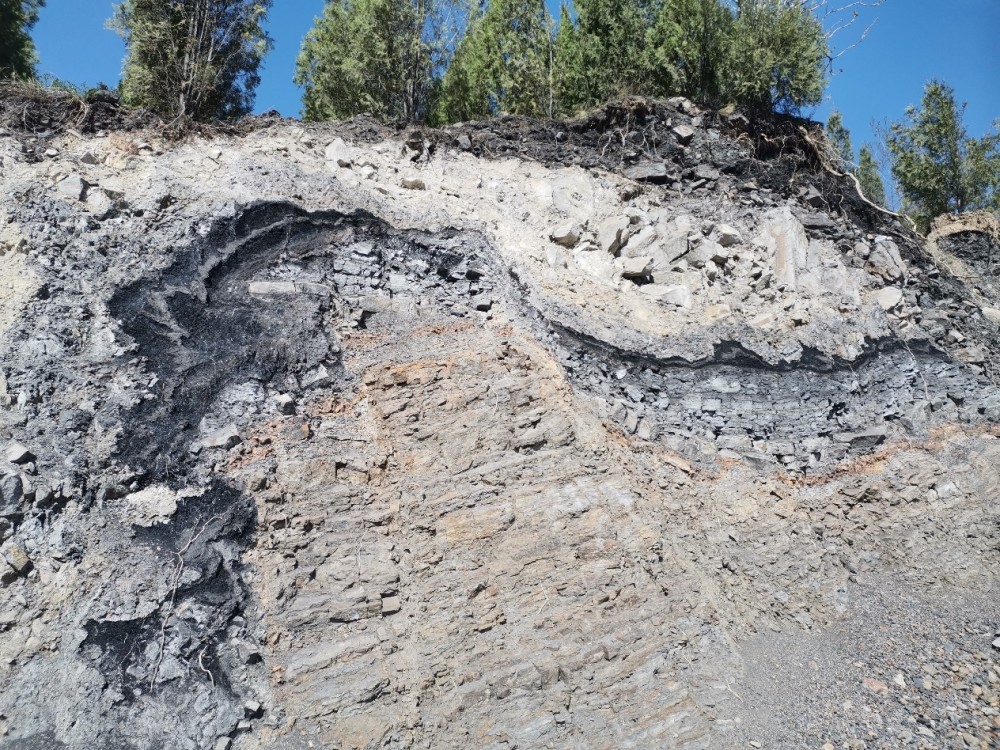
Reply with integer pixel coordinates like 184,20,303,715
32,0,999,157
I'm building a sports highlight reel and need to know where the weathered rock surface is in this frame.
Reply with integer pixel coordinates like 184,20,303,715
0,100,998,750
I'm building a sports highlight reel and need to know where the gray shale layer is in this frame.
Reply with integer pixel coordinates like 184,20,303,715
0,100,998,750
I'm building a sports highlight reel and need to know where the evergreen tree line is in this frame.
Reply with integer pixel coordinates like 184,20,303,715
297,0,831,125
2,1,997,231
0,0,831,123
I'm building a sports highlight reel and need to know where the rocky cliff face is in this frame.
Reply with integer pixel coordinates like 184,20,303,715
0,100,998,750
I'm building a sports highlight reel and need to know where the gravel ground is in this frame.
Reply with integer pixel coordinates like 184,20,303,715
732,575,1000,749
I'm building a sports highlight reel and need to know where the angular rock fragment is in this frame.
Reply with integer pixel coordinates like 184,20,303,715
875,286,904,311
201,425,241,450
549,221,583,248
624,161,671,184
693,164,720,182
713,224,743,247
672,124,695,145
5,442,33,465
869,237,906,281
620,255,653,278
274,393,296,415
597,216,630,254
325,138,353,168
56,174,87,201
0,473,23,516
1,541,31,575
642,283,693,308
802,185,825,207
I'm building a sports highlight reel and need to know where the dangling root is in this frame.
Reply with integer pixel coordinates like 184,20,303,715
797,125,918,234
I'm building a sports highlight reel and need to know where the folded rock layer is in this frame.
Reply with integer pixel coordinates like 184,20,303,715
0,100,997,749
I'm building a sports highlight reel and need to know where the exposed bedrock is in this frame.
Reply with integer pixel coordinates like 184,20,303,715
0,102,998,749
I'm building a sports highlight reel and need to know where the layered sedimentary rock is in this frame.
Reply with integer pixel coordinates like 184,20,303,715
0,101,997,749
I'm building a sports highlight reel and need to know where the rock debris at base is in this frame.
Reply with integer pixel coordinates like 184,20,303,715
0,99,998,749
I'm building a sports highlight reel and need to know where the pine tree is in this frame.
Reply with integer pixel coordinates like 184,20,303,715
553,0,650,115
110,0,272,121
297,0,454,123
551,4,583,114
857,144,885,207
886,80,1000,230
724,0,827,114
825,110,854,167
0,0,44,80
435,0,552,124
644,0,731,105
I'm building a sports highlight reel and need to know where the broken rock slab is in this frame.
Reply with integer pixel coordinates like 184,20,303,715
758,207,811,289
621,225,657,258
704,303,733,322
274,393,296,415
672,125,695,146
55,174,87,201
1,540,31,575
0,473,23,516
125,485,179,527
325,138,354,168
624,161,672,184
620,256,653,278
875,286,904,312
549,221,583,248
597,216,630,254
5,442,33,465
713,224,743,247
802,185,825,208
249,280,297,296
982,307,1000,325
693,164,720,182
200,424,241,451
642,284,693,308
869,238,906,281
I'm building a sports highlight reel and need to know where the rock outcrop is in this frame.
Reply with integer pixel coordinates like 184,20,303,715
0,99,997,749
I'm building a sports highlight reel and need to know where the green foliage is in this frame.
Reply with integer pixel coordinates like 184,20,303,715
886,80,1000,230
435,0,553,124
551,5,582,114
825,110,853,167
111,0,272,121
724,0,828,115
0,0,44,80
296,0,453,123
553,0,828,117
644,0,731,105
857,144,885,207
553,0,650,115
298,0,835,124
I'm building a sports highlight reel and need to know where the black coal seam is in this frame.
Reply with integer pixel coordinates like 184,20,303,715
544,317,951,376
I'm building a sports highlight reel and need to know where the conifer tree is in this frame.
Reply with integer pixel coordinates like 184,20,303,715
825,110,854,167
553,0,650,115
297,0,455,123
724,0,827,114
551,4,583,114
435,0,552,124
111,0,272,121
0,0,44,80
857,144,885,207
887,80,1000,230
644,0,731,105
